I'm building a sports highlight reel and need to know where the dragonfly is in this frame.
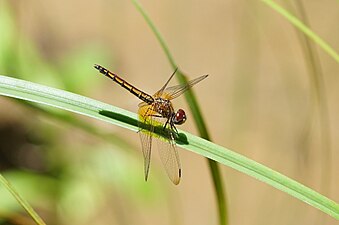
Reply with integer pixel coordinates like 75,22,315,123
94,64,208,184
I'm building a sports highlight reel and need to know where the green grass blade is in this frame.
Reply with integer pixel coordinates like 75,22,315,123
0,75,137,131
261,0,339,64
130,0,176,68
184,132,339,219
0,174,46,225
130,1,227,224
0,75,338,219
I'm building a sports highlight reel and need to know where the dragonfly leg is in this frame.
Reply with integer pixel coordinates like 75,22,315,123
171,122,179,134
163,118,170,131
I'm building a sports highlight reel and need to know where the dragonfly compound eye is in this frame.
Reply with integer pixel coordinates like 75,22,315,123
173,109,187,125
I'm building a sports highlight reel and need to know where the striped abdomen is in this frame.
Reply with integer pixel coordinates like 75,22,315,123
94,64,154,104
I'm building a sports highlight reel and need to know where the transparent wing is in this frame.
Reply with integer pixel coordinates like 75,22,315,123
138,102,157,182
161,74,208,100
154,68,178,97
156,127,181,185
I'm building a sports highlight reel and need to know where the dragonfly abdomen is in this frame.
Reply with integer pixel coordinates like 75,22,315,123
94,64,154,104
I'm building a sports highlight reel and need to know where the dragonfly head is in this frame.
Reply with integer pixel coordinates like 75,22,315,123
173,109,187,125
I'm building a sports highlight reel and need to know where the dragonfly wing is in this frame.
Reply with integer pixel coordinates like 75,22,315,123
154,68,178,97
139,130,152,181
138,102,157,181
156,128,181,185
162,74,208,100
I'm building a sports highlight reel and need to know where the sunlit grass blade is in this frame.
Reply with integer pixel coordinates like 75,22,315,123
0,75,137,131
0,75,338,219
0,174,46,225
20,100,135,151
261,0,339,64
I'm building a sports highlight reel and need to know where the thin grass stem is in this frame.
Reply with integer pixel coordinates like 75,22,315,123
130,1,228,224
0,174,46,225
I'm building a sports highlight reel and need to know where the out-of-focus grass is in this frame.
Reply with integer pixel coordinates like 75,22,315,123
283,0,332,201
0,173,48,225
263,4,335,219
261,0,339,63
0,2,164,224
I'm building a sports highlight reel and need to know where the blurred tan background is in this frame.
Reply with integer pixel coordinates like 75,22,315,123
0,0,338,225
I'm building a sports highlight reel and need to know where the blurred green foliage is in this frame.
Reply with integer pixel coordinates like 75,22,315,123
0,2,165,224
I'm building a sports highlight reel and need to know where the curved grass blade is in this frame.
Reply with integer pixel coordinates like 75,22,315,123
0,174,46,225
261,0,339,64
284,0,332,196
0,75,338,219
130,1,228,224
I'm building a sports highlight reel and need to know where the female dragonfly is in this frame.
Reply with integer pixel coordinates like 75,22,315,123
94,64,208,184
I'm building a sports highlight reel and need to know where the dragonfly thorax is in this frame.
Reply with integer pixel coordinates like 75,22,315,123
153,97,174,118
153,98,186,126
